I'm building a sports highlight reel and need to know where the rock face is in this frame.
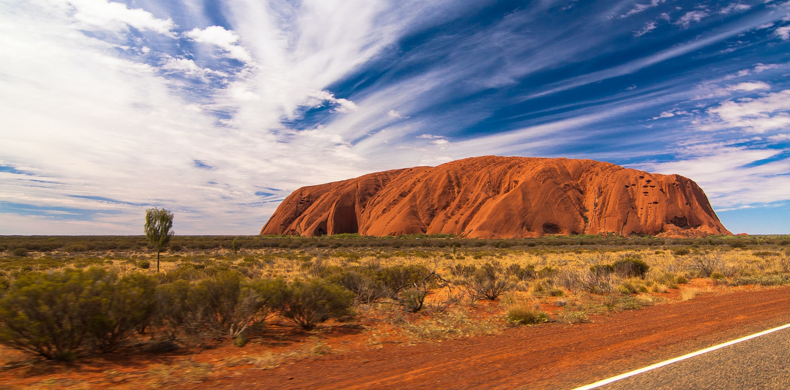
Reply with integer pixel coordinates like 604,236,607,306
260,156,730,238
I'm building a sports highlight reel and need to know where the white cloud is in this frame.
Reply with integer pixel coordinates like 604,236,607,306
63,0,175,35
307,90,359,113
720,3,751,14
768,133,790,141
727,81,771,91
675,10,709,27
185,26,253,63
2,0,788,234
705,90,790,132
0,0,441,234
776,25,790,40
754,63,779,72
634,21,657,37
621,0,666,18
637,144,790,209
652,108,691,119
388,109,408,119
161,57,227,79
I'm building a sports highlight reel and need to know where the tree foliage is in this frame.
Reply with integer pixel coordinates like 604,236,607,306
145,208,174,272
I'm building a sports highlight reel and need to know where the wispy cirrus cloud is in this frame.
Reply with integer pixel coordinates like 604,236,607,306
621,0,665,18
675,10,710,28
2,0,790,234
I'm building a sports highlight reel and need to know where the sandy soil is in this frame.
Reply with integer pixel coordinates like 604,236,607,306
185,285,790,390
2,283,790,389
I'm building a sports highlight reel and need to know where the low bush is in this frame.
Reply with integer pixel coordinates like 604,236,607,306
612,257,649,278
378,264,430,294
138,261,151,269
690,254,723,277
450,264,477,278
0,268,103,360
580,269,615,294
506,263,536,281
155,280,196,340
279,279,354,330
617,280,648,295
710,272,726,280
328,269,386,304
86,272,157,352
463,262,513,300
590,264,614,276
65,243,91,252
505,305,548,325
190,273,284,338
673,248,691,256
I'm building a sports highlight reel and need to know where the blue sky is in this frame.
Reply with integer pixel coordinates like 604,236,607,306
1,0,789,235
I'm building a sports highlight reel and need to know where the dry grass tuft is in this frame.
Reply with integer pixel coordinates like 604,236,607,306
681,288,698,301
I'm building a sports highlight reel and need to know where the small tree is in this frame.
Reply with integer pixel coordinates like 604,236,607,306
231,238,241,257
145,208,174,272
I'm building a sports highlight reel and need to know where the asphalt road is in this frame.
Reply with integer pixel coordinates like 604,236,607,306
596,326,790,390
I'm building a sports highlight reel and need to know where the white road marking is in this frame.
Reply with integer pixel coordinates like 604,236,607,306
573,322,790,390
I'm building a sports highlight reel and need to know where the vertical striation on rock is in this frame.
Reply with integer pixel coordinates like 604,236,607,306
260,156,730,238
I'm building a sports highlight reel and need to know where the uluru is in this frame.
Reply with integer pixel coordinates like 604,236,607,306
261,156,730,238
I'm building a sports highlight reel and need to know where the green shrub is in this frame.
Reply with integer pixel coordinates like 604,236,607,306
549,288,564,297
65,243,90,252
0,268,105,360
590,264,614,276
505,264,536,280
710,272,725,280
616,279,648,295
537,266,556,278
155,280,197,340
85,273,157,352
378,264,430,293
450,264,477,278
464,262,513,300
279,279,354,330
12,248,28,257
190,273,283,338
612,257,650,278
330,269,386,304
138,261,151,269
673,248,691,256
505,305,548,325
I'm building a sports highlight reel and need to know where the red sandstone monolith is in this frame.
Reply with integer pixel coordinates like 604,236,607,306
260,156,730,238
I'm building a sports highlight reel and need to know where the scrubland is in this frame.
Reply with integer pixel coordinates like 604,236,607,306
0,234,789,387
